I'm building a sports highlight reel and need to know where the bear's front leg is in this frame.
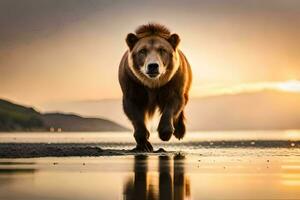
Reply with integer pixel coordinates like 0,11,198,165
133,127,153,152
123,98,153,152
158,112,175,141
158,96,183,141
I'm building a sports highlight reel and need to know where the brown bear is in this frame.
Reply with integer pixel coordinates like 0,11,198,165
118,23,192,152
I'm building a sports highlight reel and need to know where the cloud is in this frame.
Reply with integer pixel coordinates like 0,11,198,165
192,80,300,97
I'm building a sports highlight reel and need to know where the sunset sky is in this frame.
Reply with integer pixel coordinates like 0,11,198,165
0,0,300,109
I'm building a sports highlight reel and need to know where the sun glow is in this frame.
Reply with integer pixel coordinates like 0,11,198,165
191,80,300,98
277,80,300,92
284,130,300,141
192,80,300,96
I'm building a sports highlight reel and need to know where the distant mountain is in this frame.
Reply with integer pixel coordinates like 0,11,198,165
0,99,128,132
0,99,44,131
41,90,300,131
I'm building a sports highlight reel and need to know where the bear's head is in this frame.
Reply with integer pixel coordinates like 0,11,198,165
126,23,181,88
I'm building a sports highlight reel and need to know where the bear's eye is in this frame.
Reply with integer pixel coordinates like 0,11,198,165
158,48,167,55
138,48,147,56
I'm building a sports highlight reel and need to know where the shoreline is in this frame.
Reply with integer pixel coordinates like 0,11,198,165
0,140,299,158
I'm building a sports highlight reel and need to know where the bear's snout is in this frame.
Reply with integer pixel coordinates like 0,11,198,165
147,63,159,77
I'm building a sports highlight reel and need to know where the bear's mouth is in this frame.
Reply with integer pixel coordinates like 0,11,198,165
147,72,159,78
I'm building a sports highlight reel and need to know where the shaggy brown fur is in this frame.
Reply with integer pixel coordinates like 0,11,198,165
135,23,171,39
119,23,192,152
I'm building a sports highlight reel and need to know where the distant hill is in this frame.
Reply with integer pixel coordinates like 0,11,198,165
3,90,300,131
42,113,128,132
41,90,300,131
0,99,128,132
0,99,44,131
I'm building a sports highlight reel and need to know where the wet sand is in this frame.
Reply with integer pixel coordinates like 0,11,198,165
0,141,299,158
0,132,299,199
1,149,300,200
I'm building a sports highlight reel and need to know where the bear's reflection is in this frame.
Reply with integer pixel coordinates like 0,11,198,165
123,154,190,200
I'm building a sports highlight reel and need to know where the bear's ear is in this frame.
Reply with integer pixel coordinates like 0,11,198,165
168,33,180,49
126,33,138,51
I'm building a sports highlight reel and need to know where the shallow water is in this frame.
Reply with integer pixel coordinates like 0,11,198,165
0,131,300,200
1,130,300,144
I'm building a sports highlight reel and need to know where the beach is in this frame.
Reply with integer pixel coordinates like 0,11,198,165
0,131,299,200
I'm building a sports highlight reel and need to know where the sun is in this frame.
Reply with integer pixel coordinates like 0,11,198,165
277,80,300,92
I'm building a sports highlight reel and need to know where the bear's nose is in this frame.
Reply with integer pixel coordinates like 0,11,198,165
147,63,159,75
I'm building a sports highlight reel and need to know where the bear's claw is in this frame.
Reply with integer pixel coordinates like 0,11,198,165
132,141,153,152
